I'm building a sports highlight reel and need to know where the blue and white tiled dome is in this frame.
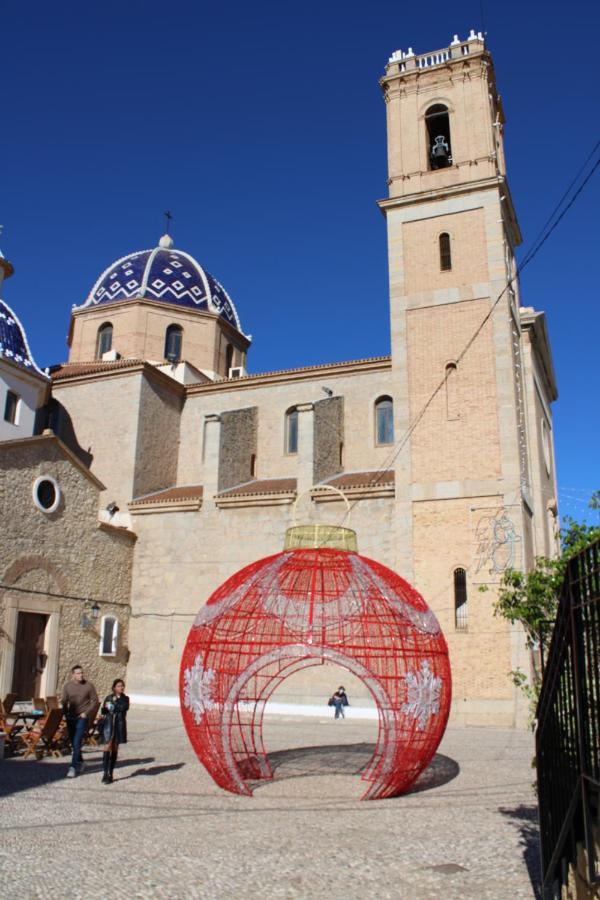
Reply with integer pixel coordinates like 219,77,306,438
77,235,242,331
0,299,48,377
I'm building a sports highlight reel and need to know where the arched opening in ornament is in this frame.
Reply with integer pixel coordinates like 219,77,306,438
220,646,395,800
261,662,379,795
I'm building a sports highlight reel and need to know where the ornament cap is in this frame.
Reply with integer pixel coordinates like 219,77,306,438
283,524,358,552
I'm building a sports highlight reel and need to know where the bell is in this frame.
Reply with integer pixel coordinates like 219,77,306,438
431,135,450,168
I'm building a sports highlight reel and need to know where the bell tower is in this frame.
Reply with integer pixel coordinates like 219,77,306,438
379,32,547,725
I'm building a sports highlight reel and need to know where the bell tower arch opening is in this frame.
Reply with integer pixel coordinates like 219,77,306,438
425,104,452,169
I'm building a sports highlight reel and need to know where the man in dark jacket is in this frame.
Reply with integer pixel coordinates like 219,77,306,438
61,665,98,778
329,686,349,719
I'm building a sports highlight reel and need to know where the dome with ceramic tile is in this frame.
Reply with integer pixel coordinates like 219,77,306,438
0,299,47,377
78,235,242,331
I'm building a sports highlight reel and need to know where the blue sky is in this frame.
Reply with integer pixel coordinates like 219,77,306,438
3,0,599,517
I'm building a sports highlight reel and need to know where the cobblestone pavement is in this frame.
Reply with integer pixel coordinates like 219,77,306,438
0,707,539,899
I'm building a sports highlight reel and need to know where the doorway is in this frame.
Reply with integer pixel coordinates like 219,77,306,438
11,612,48,700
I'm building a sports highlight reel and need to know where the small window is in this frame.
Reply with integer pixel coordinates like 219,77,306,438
445,362,459,420
439,233,452,271
225,344,234,374
96,323,113,359
425,104,452,170
99,616,118,656
4,390,20,425
339,442,344,467
454,568,468,631
250,453,256,478
165,324,183,362
375,396,394,445
286,407,299,454
32,476,61,514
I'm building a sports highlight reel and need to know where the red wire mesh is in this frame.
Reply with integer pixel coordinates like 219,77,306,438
180,548,451,800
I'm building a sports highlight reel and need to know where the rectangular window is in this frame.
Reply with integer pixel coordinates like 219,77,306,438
4,390,20,425
376,400,394,445
99,616,118,656
286,410,299,454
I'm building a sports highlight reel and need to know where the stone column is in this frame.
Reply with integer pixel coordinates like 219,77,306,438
295,402,314,498
202,413,221,514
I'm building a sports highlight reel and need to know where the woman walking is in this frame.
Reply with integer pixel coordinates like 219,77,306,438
99,678,129,784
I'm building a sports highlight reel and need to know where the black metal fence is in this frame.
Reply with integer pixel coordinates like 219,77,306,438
536,539,600,896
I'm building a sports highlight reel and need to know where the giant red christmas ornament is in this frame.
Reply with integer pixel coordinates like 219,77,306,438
180,526,451,800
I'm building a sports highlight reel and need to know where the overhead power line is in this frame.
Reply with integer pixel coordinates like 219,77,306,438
339,139,600,525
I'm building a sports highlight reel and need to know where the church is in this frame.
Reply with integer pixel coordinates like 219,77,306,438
0,31,558,726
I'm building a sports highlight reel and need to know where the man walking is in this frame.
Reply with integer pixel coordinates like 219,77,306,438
61,665,98,778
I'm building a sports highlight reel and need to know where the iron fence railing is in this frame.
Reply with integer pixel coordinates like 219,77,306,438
536,539,600,896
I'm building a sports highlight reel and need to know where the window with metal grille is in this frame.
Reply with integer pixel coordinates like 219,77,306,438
439,233,452,271
375,396,394,445
454,568,468,631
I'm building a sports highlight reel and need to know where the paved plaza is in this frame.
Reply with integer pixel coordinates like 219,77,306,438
0,707,540,899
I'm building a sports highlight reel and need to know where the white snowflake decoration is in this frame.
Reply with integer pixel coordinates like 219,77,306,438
401,660,442,730
183,655,217,724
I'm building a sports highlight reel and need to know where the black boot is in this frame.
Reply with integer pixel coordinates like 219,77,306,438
108,749,117,783
101,753,111,784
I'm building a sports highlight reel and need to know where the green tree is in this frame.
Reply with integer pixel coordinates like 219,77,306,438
491,494,600,702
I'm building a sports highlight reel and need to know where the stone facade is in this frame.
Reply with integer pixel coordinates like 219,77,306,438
0,435,134,699
218,406,258,492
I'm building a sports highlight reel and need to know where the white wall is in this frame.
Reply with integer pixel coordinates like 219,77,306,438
0,360,47,441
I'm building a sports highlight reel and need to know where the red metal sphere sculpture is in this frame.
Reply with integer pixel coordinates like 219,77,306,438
180,525,451,800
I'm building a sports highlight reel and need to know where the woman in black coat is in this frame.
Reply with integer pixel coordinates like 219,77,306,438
100,678,130,784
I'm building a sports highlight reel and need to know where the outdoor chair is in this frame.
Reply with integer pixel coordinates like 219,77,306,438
2,693,18,715
0,713,24,755
18,708,64,759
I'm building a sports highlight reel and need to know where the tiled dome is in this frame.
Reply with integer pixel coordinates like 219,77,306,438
0,298,48,377
78,236,242,331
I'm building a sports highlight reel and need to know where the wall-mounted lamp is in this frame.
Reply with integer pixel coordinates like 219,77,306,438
91,602,101,620
106,501,119,517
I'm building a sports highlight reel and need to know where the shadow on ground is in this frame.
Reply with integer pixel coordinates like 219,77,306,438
499,803,541,899
252,743,459,794
119,762,186,780
0,756,157,798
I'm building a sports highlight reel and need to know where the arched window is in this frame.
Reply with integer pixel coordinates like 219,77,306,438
425,104,452,170
375,396,394,445
285,407,299,454
454,568,468,631
225,343,234,374
439,233,452,271
164,324,183,362
99,615,119,656
96,322,113,359
445,362,459,420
